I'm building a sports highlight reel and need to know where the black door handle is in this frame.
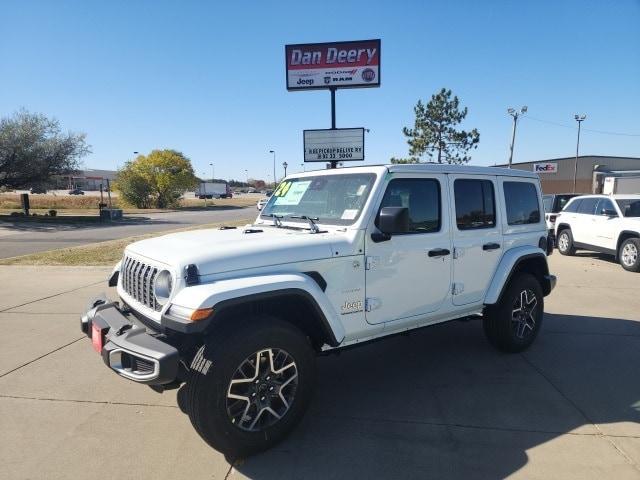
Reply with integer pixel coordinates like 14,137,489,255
428,248,451,257
483,242,501,251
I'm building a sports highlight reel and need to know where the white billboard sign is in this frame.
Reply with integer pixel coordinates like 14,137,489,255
303,128,365,162
534,162,558,174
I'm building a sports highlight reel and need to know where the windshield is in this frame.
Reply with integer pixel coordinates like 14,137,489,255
616,199,640,217
260,173,376,225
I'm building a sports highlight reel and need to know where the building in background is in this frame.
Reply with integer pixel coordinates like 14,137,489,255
498,156,640,194
54,169,118,190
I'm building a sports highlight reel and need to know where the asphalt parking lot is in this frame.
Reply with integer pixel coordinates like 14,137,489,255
1,253,639,479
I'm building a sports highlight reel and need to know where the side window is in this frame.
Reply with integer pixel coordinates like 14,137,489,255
596,198,616,216
542,196,553,213
577,198,598,215
503,181,541,225
454,179,496,230
563,199,581,213
379,178,441,233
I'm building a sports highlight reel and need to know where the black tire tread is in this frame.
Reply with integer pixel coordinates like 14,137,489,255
619,238,640,272
185,316,315,457
483,272,544,353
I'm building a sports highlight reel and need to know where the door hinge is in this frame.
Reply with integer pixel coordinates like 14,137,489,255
365,297,381,312
452,283,464,295
365,256,379,270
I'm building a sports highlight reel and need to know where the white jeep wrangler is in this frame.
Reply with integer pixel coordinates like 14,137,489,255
81,164,556,456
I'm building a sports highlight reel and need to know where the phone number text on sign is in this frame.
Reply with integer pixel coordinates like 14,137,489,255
303,128,365,162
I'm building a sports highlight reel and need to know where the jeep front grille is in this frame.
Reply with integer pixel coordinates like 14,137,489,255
121,256,161,311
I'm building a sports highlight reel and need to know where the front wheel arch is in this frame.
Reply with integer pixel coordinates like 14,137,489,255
206,289,339,350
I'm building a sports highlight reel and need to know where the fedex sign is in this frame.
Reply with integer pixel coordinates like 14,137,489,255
534,162,558,174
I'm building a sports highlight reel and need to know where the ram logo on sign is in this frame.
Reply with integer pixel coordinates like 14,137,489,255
285,39,381,91
534,162,558,174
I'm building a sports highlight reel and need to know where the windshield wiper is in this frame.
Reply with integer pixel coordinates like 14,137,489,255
262,213,283,227
289,215,320,234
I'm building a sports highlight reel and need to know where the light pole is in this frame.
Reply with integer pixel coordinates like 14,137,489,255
201,171,207,207
282,161,288,178
244,169,248,183
269,150,276,187
573,114,587,193
507,106,527,168
209,162,214,181
300,163,305,172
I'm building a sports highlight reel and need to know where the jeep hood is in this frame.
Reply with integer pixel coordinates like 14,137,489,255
125,225,349,275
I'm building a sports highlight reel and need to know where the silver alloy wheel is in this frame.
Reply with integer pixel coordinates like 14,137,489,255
226,348,298,432
558,233,569,252
621,243,638,267
512,289,538,339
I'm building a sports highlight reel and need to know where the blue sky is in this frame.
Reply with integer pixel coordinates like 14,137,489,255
2,0,639,182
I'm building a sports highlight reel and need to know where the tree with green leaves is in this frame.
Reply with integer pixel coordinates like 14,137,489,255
392,88,480,164
115,150,198,208
0,109,90,189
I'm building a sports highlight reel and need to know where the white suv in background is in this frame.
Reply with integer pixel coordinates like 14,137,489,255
555,194,640,272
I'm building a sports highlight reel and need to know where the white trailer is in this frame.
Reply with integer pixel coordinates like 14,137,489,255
603,176,640,195
195,181,231,199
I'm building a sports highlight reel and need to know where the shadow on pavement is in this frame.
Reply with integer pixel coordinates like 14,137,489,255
213,312,640,479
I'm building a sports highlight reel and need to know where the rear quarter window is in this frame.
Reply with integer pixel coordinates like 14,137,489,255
503,181,541,225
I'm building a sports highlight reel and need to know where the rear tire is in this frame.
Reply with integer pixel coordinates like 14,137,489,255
557,229,576,256
185,316,316,457
483,273,544,353
619,238,640,272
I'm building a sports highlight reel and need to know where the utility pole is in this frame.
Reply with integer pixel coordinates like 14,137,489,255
269,150,276,187
573,114,586,193
507,106,527,168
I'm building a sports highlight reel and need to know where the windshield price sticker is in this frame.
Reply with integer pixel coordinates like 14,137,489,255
274,181,311,206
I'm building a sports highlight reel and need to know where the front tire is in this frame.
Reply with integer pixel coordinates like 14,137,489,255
619,238,640,272
557,229,576,256
483,273,544,353
185,316,316,457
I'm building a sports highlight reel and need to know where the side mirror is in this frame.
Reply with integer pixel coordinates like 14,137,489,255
602,209,617,217
378,206,410,234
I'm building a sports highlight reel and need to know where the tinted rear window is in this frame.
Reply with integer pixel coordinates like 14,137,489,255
563,199,581,213
577,198,598,215
503,182,541,225
454,179,496,230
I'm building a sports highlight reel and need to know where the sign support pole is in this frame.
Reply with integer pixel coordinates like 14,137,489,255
330,87,337,169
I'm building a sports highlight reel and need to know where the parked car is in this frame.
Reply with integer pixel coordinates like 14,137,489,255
29,186,47,194
555,194,640,271
68,188,85,195
256,198,268,210
81,164,555,456
542,193,579,236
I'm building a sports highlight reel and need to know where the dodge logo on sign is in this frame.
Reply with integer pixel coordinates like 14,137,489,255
285,39,381,91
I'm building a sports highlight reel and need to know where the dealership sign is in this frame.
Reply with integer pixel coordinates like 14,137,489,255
303,128,364,162
534,162,558,174
285,39,381,90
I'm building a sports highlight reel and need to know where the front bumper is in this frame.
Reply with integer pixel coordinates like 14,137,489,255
81,295,179,385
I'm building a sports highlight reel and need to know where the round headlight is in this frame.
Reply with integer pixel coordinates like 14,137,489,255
153,270,173,306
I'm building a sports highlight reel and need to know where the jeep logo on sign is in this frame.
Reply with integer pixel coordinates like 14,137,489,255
297,78,314,86
534,162,558,173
